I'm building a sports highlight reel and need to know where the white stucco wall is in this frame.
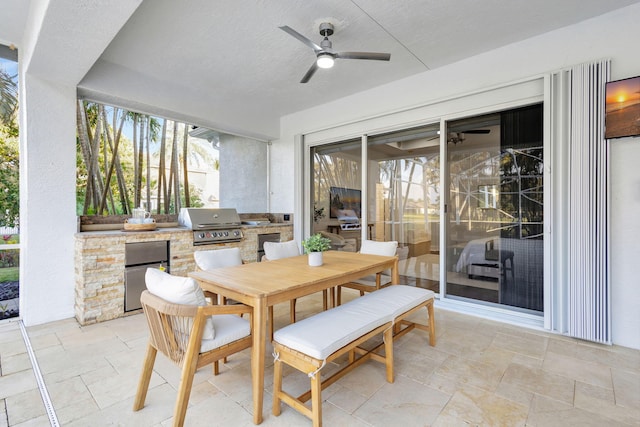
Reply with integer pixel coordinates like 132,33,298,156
272,4,640,349
19,75,78,325
219,135,269,213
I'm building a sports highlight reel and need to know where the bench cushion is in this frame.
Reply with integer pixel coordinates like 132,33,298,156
273,285,434,360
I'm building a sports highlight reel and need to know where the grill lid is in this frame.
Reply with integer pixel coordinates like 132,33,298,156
178,208,241,229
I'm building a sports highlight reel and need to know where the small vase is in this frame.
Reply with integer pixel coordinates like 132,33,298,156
308,251,323,267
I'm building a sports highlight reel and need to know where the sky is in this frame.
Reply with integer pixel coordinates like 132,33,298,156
0,57,18,78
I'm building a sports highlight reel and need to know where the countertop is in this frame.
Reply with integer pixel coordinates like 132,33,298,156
76,223,293,237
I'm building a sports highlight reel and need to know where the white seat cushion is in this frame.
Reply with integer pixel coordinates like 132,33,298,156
145,268,216,340
194,247,242,270
368,285,435,319
263,240,300,260
273,285,434,361
274,297,389,360
200,314,250,353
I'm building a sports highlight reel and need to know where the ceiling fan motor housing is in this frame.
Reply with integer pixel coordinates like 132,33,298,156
319,22,334,37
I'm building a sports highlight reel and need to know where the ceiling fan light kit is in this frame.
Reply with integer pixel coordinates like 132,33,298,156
316,52,335,68
279,22,391,83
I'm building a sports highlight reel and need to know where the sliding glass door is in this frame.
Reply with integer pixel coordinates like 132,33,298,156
367,125,441,291
445,104,544,313
306,102,543,315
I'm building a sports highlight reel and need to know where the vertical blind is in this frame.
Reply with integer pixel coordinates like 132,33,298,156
568,60,611,344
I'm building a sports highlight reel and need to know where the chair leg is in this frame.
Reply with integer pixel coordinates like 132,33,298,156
133,343,157,411
272,357,283,416
336,286,342,306
322,290,328,311
173,353,200,427
290,299,297,324
213,360,219,375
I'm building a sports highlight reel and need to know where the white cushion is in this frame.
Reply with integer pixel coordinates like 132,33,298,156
359,240,398,256
200,314,251,353
273,285,434,361
358,240,398,277
145,268,216,340
370,285,435,319
263,240,300,260
194,248,242,270
274,296,389,360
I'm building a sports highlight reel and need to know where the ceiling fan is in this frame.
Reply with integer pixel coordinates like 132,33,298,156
448,129,490,144
279,22,391,83
425,128,491,144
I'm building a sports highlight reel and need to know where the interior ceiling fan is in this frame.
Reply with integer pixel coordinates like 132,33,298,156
279,22,391,83
448,129,490,144
425,128,491,144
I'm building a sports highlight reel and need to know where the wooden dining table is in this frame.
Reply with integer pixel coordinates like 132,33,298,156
189,250,399,424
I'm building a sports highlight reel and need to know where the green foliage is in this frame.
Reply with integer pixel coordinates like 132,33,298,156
302,233,332,253
0,67,19,228
76,101,211,216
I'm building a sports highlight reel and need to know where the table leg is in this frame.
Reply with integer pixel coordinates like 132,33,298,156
251,298,267,424
392,258,399,285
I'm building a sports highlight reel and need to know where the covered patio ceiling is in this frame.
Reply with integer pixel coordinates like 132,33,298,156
2,0,640,140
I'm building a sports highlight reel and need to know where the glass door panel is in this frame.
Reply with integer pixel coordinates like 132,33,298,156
367,124,440,292
311,139,362,251
445,105,544,313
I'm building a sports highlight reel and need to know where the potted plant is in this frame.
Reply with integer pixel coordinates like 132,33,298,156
302,233,332,266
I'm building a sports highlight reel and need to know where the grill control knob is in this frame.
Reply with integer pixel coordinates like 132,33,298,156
198,233,205,239
224,231,229,237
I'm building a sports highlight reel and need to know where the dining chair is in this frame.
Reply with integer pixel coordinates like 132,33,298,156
134,269,252,427
262,240,329,324
194,247,243,304
336,239,398,305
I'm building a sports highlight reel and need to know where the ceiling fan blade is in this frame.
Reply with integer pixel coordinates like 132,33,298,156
279,26,322,52
300,62,319,83
464,129,491,134
336,51,391,61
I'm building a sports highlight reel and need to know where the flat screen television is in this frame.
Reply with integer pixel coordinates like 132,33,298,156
329,187,361,219
605,75,640,139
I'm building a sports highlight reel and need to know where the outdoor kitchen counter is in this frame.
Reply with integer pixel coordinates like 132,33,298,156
74,223,293,325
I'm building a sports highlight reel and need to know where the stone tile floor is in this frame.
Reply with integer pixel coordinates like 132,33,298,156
0,292,639,426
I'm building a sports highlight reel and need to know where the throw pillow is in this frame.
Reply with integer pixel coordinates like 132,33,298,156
145,268,215,339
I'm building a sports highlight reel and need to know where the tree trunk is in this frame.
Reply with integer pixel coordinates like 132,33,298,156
145,117,151,211
132,114,139,209
157,119,167,214
182,123,190,207
173,122,181,211
135,116,145,208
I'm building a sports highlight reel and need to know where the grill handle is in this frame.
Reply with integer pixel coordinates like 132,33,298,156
195,223,241,228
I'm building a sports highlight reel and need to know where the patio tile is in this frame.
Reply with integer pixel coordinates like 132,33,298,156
0,294,638,426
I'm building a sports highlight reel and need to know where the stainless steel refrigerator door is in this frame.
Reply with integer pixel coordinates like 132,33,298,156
125,263,168,311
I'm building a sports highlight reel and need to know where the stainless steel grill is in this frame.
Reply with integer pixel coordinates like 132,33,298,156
178,208,244,245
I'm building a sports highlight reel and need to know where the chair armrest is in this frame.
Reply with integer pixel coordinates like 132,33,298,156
200,303,252,317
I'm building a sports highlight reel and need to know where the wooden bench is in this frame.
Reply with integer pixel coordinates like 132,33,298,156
272,285,436,427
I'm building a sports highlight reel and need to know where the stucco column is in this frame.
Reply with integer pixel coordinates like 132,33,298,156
219,135,268,213
19,73,77,325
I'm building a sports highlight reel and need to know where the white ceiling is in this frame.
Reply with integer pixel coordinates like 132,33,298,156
3,0,640,140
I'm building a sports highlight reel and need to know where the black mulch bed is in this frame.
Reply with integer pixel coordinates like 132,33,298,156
0,281,19,319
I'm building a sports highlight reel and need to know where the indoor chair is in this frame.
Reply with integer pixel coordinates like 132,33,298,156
134,271,252,427
336,239,398,305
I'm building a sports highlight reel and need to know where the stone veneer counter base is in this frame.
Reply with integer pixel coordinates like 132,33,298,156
74,224,293,325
